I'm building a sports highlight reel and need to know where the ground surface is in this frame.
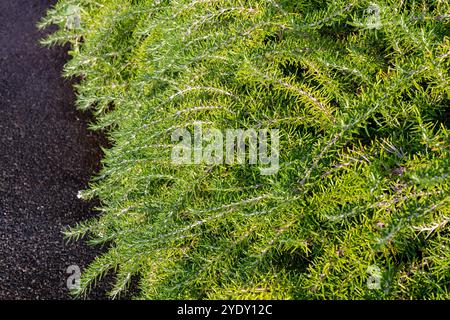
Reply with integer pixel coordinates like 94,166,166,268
0,0,107,299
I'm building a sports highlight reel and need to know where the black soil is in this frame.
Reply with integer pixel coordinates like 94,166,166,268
0,0,107,299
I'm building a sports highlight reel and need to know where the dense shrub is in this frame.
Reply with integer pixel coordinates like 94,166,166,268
41,0,450,299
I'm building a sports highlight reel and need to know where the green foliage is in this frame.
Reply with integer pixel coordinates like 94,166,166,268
42,0,450,299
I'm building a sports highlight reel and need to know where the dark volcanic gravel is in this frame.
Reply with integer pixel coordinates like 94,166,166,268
0,0,108,299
